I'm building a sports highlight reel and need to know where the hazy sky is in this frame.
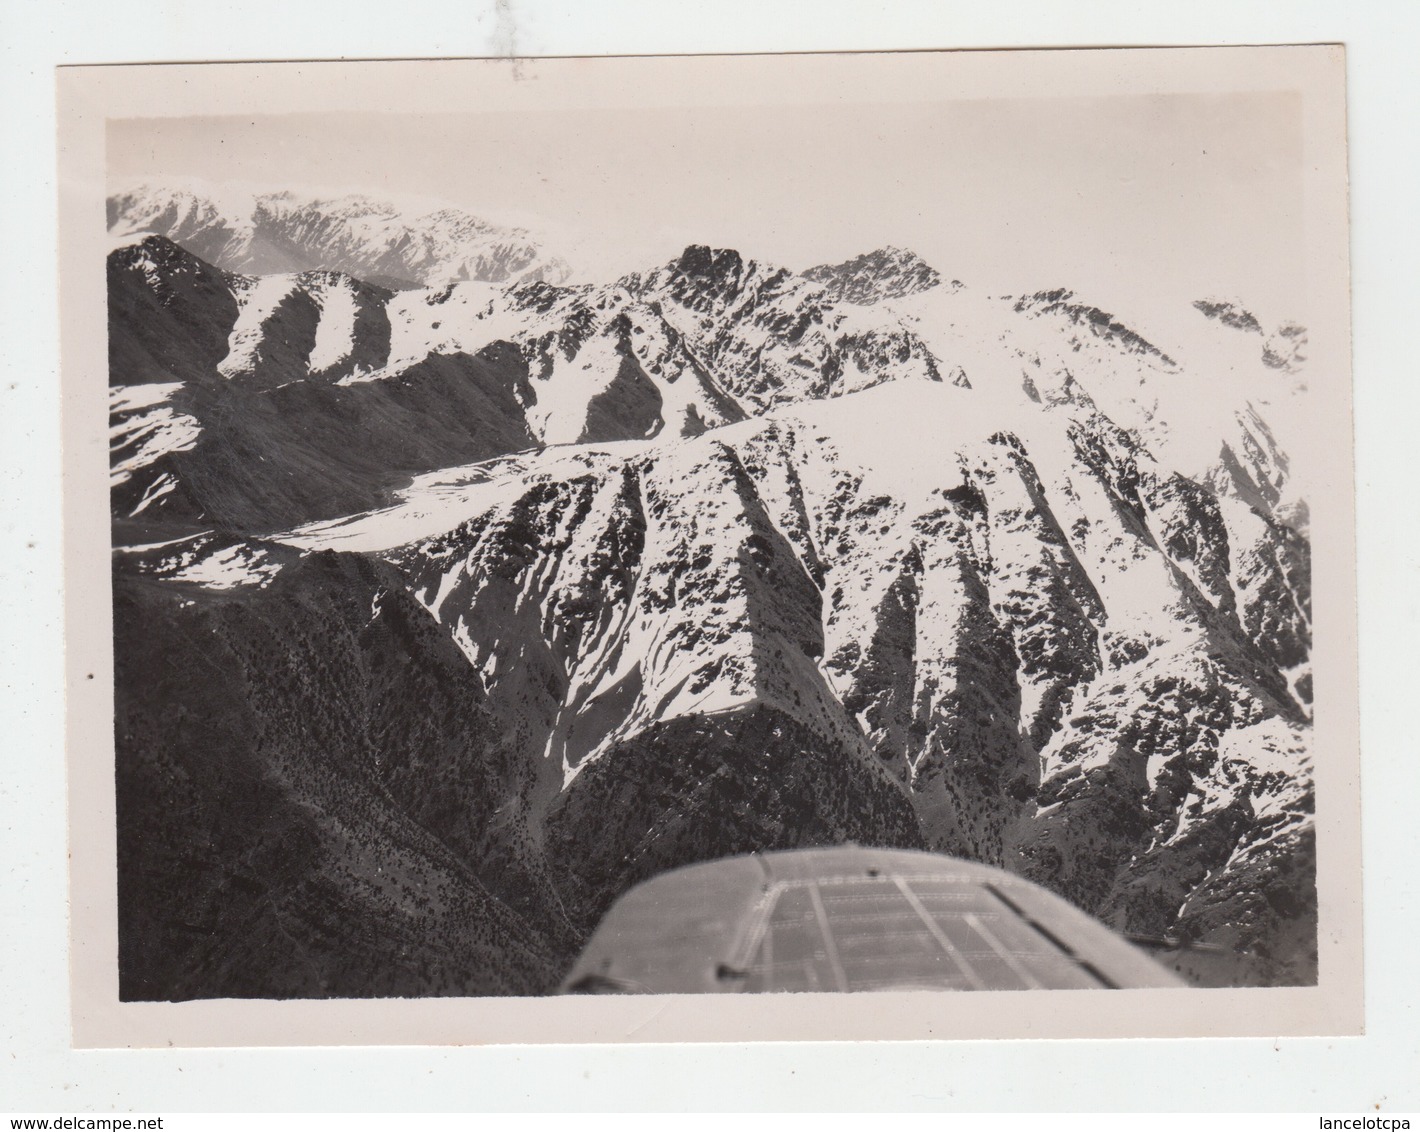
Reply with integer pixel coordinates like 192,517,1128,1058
109,90,1305,319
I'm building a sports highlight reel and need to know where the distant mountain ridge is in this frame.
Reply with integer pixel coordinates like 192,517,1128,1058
108,182,573,289
107,221,1317,999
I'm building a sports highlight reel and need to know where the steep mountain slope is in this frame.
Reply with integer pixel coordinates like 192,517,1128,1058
114,550,576,999
109,225,1318,995
276,374,1309,983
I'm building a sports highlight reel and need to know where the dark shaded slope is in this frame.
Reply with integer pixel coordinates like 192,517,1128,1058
577,320,665,444
544,705,924,930
108,236,240,386
114,550,575,1000
161,344,537,532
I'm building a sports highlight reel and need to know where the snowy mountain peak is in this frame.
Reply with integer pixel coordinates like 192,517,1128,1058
802,246,950,305
110,230,219,278
675,243,746,283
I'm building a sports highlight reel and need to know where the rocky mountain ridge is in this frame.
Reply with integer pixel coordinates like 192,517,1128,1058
1193,296,1310,376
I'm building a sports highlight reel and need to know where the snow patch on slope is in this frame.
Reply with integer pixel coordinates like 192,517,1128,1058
109,385,201,486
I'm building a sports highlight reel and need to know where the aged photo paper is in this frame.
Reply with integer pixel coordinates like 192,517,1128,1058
56,45,1360,1047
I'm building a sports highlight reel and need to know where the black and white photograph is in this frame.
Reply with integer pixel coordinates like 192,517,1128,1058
55,46,1360,1045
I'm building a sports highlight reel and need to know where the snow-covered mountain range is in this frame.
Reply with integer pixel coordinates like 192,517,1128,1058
107,191,1315,999
109,181,573,289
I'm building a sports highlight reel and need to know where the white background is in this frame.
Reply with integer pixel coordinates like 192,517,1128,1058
3,0,1417,1112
